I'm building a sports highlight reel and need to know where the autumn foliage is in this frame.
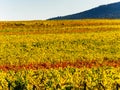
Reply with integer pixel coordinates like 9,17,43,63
0,19,120,89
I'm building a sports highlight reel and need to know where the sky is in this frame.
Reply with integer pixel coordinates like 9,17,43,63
0,0,120,20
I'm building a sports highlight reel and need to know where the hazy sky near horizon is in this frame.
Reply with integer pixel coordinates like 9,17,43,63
0,0,120,20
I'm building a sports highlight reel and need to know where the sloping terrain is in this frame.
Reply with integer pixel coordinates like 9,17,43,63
49,2,120,20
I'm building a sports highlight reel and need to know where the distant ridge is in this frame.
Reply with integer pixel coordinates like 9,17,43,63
48,2,120,20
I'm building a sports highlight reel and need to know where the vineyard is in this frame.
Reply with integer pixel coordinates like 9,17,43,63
0,19,120,89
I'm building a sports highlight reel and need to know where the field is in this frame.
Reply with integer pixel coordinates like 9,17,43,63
0,19,120,89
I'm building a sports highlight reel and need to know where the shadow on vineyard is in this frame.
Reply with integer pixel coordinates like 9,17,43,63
5,82,120,90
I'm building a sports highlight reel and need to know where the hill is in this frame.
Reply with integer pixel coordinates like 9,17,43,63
48,2,120,20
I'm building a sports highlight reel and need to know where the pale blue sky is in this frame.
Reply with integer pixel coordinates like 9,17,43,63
0,0,120,20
